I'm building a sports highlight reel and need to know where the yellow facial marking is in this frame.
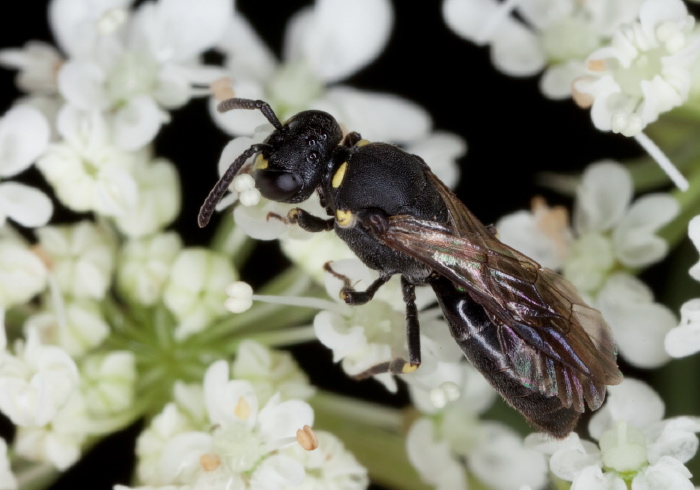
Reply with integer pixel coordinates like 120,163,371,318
402,363,419,374
332,162,348,188
356,139,370,147
254,153,268,170
336,209,354,228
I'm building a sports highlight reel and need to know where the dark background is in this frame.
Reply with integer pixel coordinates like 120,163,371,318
0,1,679,489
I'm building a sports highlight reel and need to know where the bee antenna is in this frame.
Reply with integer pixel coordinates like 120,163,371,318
198,143,270,228
217,98,283,131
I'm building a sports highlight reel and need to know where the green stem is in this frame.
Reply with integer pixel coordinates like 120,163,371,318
12,460,57,490
659,163,700,248
311,391,431,490
210,214,255,268
193,267,320,344
214,325,318,352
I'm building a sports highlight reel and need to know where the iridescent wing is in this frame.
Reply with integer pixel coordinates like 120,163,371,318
367,170,622,413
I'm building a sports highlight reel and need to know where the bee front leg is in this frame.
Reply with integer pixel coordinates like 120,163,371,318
323,262,391,306
287,208,334,232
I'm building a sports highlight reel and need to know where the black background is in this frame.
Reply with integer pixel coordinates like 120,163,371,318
0,1,676,489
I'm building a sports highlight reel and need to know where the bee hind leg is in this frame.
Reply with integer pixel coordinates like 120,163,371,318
350,275,423,379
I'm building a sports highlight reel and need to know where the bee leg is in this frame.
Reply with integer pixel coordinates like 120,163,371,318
353,277,422,380
401,276,421,370
323,262,391,306
287,208,334,232
341,131,362,147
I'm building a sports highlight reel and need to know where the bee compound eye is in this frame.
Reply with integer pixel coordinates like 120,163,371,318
254,170,304,202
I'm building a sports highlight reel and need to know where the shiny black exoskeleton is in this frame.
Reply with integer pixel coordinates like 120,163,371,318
199,98,622,437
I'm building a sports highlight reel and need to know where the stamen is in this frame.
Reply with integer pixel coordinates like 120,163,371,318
571,78,594,108
531,196,570,260
477,0,523,44
211,78,236,101
224,281,348,315
30,245,53,269
199,453,221,472
234,397,251,420
296,425,319,451
634,132,689,191
587,59,606,72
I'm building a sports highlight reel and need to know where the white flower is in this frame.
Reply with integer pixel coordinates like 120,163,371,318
14,391,91,470
0,327,79,427
0,239,48,309
665,216,700,358
408,411,547,490
162,248,237,339
141,360,313,489
596,273,674,368
528,379,700,490
36,221,117,300
282,430,368,490
36,106,139,216
0,105,52,228
80,351,136,418
112,157,181,237
117,232,183,306
212,0,429,144
232,340,315,405
442,0,643,99
573,0,700,137
0,41,63,95
136,388,205,485
497,162,677,368
52,0,231,150
25,298,110,357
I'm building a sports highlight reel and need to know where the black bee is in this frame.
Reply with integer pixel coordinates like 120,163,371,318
199,98,623,437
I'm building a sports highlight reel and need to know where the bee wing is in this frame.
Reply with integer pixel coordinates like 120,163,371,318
369,212,622,412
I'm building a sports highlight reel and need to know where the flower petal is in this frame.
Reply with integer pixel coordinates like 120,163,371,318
283,0,393,83
112,95,164,150
218,14,278,83
0,105,50,177
129,0,232,62
574,161,632,234
0,182,52,228
442,0,501,44
596,273,674,369
317,86,431,143
491,20,546,76
613,194,678,268
665,299,700,358
588,378,665,440
688,215,700,281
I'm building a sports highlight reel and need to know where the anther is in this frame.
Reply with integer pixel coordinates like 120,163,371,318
296,425,319,451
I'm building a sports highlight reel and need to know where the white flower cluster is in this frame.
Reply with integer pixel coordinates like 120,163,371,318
528,379,700,490
443,0,700,136
124,341,366,490
0,0,242,483
497,161,678,369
